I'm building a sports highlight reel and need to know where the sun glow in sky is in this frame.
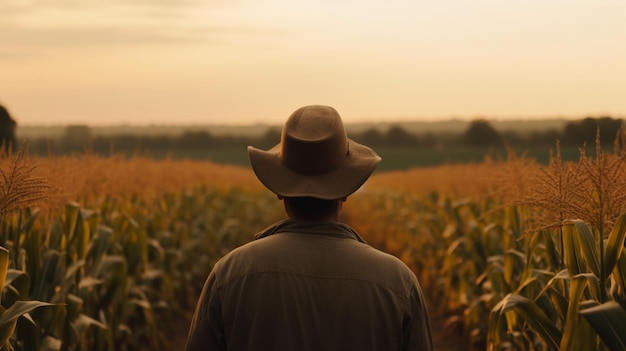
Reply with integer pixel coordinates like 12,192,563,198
1,0,625,126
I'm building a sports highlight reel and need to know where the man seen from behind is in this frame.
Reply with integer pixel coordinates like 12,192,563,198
185,105,434,351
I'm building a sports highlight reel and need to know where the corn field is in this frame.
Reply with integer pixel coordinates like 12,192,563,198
1,137,626,350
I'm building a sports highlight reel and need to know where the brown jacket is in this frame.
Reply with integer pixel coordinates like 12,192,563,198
185,219,434,351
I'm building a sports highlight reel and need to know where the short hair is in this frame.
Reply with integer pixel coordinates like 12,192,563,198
283,197,341,220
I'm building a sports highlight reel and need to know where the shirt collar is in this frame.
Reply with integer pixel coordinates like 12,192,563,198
254,218,367,243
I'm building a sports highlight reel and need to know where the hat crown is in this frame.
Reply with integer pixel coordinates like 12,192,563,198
247,104,381,199
280,105,349,175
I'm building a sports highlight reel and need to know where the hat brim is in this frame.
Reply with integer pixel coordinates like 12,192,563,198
248,139,381,200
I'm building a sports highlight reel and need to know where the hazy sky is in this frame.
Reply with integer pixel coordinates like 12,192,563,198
1,0,625,126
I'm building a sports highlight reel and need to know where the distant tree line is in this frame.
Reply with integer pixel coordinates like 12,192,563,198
5,113,624,158
352,116,622,149
0,105,17,152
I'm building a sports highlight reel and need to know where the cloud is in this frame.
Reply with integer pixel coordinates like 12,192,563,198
111,0,208,7
1,25,203,48
0,1,264,60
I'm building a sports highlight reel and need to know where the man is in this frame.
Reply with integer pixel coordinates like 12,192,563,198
185,105,434,351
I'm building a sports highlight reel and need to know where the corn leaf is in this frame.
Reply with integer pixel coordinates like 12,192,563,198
567,219,601,278
32,250,61,301
489,293,561,350
41,336,62,351
560,275,597,351
487,258,510,296
64,202,80,244
536,268,570,301
580,301,626,351
71,209,91,260
0,246,9,305
515,269,553,295
505,205,523,239
603,211,626,280
87,226,113,269
563,221,587,277
0,306,16,349
0,301,55,326
503,249,525,287
536,230,561,270
72,314,113,351
20,207,40,234
66,294,83,321
613,251,626,302
3,269,29,302
15,311,43,351
3,269,26,289
72,313,108,337
0,301,55,345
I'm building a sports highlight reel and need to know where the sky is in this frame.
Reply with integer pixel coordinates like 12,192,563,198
1,0,625,126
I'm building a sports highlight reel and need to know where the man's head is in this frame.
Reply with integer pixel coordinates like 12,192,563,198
247,105,381,200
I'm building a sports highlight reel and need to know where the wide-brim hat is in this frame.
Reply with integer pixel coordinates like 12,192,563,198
248,105,381,200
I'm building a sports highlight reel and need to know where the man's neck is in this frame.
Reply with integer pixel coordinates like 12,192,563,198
290,213,340,222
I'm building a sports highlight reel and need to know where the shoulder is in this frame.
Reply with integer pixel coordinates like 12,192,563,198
359,244,420,283
209,237,278,276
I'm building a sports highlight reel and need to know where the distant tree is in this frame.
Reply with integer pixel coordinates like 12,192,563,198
110,134,142,152
463,119,502,147
500,130,523,146
384,125,418,147
0,104,17,152
530,129,561,145
177,131,214,149
143,135,174,151
92,136,113,154
30,137,54,156
354,128,384,147
61,125,92,151
255,128,282,149
419,132,441,149
561,116,623,146
215,135,250,148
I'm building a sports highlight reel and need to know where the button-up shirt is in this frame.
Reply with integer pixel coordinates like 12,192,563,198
185,218,434,351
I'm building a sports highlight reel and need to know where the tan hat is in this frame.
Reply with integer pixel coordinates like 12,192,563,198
248,105,381,200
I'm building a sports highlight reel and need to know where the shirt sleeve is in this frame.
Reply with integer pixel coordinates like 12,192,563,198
404,281,435,351
185,270,226,351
